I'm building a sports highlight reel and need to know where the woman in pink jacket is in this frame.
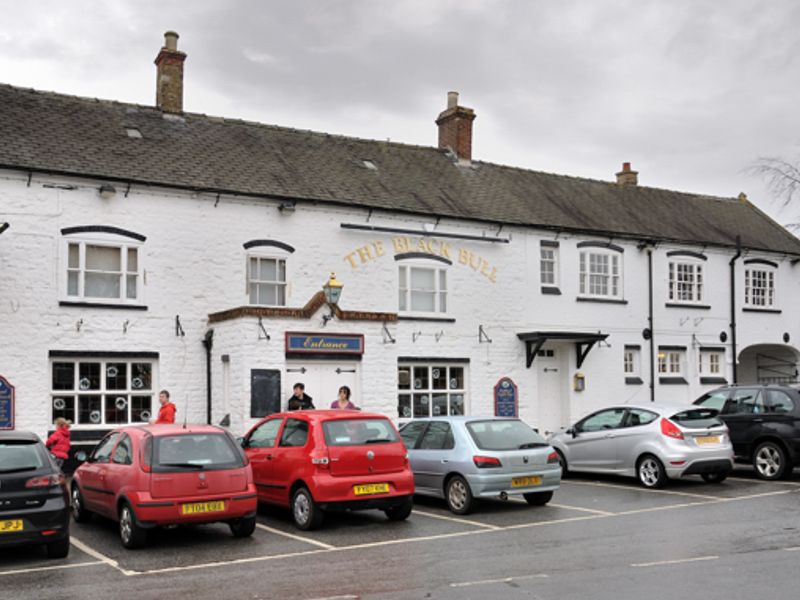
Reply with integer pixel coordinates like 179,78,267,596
45,417,71,468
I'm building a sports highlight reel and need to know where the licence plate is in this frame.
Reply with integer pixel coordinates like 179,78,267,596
180,501,226,515
695,436,721,445
511,476,542,488
353,483,390,496
0,520,23,533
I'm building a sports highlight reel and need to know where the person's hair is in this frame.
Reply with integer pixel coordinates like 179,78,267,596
338,385,351,400
54,417,71,428
293,383,305,391
160,389,170,398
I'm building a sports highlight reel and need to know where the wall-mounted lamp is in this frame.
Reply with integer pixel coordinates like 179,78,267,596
99,184,117,200
321,272,343,326
278,200,296,214
0,222,9,235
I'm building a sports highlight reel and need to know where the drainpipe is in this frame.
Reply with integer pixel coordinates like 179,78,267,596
647,247,655,402
202,329,214,425
729,236,742,384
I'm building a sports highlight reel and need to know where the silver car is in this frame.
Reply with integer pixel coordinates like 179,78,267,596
548,404,734,488
399,417,561,514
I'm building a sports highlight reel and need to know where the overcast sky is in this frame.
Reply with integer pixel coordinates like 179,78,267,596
1,0,799,228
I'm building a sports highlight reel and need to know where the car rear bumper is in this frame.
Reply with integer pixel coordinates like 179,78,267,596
672,458,734,478
318,494,413,512
311,470,415,506
466,468,562,498
0,496,70,549
132,489,258,527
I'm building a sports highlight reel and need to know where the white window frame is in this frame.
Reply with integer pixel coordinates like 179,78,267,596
698,350,724,376
398,261,448,315
658,349,684,376
247,252,288,307
397,363,467,418
62,234,142,304
624,347,641,378
540,244,559,287
579,249,623,300
744,265,777,309
668,259,704,304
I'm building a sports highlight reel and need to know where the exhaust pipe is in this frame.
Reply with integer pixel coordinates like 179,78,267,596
499,492,508,501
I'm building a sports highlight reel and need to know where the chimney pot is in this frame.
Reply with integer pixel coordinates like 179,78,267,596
164,31,179,51
155,30,187,113
447,91,459,109
616,162,638,186
436,91,476,163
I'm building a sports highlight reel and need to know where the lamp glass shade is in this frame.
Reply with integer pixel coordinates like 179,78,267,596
323,272,344,305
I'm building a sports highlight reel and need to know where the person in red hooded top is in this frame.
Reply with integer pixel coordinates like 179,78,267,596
153,389,177,424
45,417,71,468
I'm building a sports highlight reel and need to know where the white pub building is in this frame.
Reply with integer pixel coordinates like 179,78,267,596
1,33,799,463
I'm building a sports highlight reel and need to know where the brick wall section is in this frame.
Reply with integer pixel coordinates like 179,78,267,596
436,106,476,161
155,47,186,113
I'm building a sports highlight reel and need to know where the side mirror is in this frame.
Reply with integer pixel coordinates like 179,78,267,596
237,437,248,449
75,451,88,462
566,428,577,438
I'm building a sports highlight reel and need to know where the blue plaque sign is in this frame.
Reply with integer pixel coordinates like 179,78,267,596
0,376,15,430
494,377,518,418
285,332,364,355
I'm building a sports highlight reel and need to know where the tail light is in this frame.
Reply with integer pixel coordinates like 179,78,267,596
141,435,152,473
547,451,559,464
473,455,502,468
26,473,65,488
404,452,409,466
660,418,684,440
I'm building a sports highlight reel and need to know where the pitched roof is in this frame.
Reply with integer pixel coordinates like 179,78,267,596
1,83,798,255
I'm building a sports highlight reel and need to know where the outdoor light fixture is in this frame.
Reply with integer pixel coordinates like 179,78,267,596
98,183,117,200
0,222,9,235
278,200,296,214
322,272,343,326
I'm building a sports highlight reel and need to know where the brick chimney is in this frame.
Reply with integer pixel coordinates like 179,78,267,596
616,162,638,186
154,31,186,113
436,91,476,163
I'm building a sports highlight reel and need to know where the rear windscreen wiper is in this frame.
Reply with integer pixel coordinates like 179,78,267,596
518,442,548,449
0,466,38,473
364,438,391,444
158,462,204,469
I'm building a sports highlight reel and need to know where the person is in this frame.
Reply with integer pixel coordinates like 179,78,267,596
330,385,358,410
287,382,315,411
45,417,71,468
154,389,177,424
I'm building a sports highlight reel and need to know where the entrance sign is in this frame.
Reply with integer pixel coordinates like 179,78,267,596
494,377,518,418
285,332,365,356
0,376,15,430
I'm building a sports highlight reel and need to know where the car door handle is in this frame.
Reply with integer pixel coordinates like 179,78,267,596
603,434,615,439
266,454,273,460
441,459,449,464
752,418,764,423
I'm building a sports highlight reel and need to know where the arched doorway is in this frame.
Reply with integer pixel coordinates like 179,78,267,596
738,344,799,384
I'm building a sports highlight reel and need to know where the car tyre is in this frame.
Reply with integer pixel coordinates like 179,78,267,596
701,471,728,484
384,497,413,521
291,487,324,531
119,502,147,549
445,475,474,515
637,454,667,489
229,515,257,538
71,484,92,523
753,441,788,480
45,534,70,559
523,491,554,506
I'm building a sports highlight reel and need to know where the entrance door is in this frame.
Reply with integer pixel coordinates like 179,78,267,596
285,361,359,410
536,348,564,435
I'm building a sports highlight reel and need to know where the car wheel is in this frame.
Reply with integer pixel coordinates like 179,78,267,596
701,471,728,484
753,441,788,480
45,534,70,559
291,487,323,531
119,502,147,549
556,450,569,478
229,515,257,538
523,491,554,506
71,484,92,523
445,475,474,515
384,497,413,521
637,455,667,489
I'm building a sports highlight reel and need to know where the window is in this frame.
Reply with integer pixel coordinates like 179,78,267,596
65,239,141,303
658,350,684,376
695,390,731,412
398,364,466,418
248,418,282,448
579,250,622,299
323,419,399,446
729,389,766,414
279,419,309,447
540,244,559,287
668,260,703,303
51,358,155,427
624,347,641,377
745,267,776,308
765,390,796,413
418,422,455,450
91,433,121,464
399,265,447,313
624,409,658,427
248,256,287,306
399,421,428,449
112,435,133,465
466,420,547,451
577,409,626,432
699,351,724,376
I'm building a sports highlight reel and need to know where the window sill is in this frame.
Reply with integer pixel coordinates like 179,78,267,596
659,377,688,385
625,377,644,385
743,307,782,314
397,315,456,323
700,377,728,385
541,286,562,295
665,303,711,310
576,297,628,305
59,301,148,311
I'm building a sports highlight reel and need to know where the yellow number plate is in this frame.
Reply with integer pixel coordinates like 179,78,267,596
180,501,226,515
0,520,23,533
512,476,542,488
696,436,721,445
353,483,390,496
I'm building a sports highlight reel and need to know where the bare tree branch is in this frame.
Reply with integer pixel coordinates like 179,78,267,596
748,156,800,208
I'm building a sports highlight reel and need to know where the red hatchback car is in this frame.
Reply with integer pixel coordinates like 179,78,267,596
241,410,414,530
71,424,257,548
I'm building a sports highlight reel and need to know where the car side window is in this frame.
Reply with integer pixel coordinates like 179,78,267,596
765,390,795,414
249,419,282,448
111,435,133,465
578,409,626,432
279,419,309,447
624,409,658,428
418,422,455,450
399,421,428,449
732,389,765,414
91,432,121,464
696,391,730,412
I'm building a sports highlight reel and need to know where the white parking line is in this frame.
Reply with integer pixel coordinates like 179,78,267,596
412,509,501,530
785,547,800,552
728,476,800,487
632,555,718,567
255,523,336,550
0,560,104,577
563,480,719,500
307,596,359,600
548,503,616,516
70,536,136,576
128,547,328,576
450,573,548,587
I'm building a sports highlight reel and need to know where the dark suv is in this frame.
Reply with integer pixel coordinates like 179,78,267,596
693,385,800,480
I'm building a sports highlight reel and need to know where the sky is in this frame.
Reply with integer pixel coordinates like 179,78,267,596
1,0,799,230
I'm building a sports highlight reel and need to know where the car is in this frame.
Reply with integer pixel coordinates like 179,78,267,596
548,404,733,488
71,424,257,548
241,410,414,530
693,384,800,480
0,431,70,558
399,417,561,514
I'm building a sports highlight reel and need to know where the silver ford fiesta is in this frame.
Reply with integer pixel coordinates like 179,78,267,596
399,417,562,514
548,404,734,488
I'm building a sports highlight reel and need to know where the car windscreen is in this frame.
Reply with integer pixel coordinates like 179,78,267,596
0,440,47,473
466,420,549,451
669,408,724,429
152,433,244,471
323,419,399,446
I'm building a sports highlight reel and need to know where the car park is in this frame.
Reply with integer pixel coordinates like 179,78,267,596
241,410,414,530
400,417,561,514
0,431,70,558
71,424,257,548
548,404,733,488
693,384,800,480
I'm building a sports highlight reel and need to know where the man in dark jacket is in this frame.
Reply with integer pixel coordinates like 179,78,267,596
287,382,314,411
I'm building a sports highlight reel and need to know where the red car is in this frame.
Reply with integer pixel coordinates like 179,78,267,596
71,424,257,548
241,410,414,530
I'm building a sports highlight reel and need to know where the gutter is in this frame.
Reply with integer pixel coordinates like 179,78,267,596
729,236,742,383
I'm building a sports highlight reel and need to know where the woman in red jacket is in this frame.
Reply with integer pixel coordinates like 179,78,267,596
45,417,71,468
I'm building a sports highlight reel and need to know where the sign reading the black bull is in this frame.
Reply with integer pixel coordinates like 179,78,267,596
494,377,518,418
0,376,15,430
